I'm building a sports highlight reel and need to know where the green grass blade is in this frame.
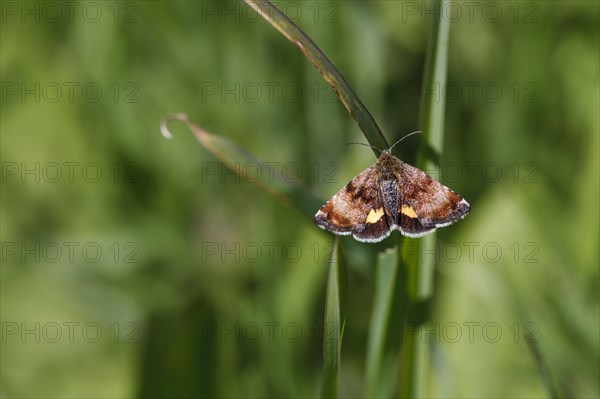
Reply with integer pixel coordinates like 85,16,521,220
244,0,388,153
418,0,451,163
365,247,403,398
399,0,452,397
320,237,348,399
161,113,322,221
526,340,561,398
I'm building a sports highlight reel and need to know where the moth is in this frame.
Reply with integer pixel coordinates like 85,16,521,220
314,143,470,242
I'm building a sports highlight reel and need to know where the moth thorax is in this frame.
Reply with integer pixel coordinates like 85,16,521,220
381,178,399,216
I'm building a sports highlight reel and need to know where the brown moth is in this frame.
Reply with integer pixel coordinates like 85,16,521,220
314,148,470,242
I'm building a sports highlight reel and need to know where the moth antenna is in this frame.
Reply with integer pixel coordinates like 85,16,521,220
388,130,422,152
346,142,383,154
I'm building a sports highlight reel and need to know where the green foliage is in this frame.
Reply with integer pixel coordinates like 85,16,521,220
365,247,403,397
1,1,598,398
320,238,347,398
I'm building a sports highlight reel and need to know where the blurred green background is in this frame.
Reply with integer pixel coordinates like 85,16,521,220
1,1,598,398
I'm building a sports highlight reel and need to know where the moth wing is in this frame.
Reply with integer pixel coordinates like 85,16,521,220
314,165,392,243
395,162,470,238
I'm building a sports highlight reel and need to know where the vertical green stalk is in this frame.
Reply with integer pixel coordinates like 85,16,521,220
365,248,402,398
399,0,451,397
321,238,347,398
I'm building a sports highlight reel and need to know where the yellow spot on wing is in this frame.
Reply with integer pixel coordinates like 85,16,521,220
401,205,418,218
366,208,384,224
